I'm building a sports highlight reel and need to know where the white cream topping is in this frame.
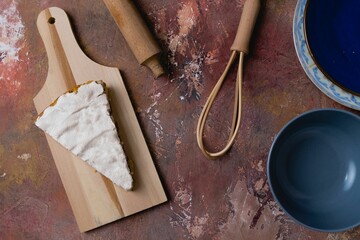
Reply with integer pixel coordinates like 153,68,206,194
35,81,133,190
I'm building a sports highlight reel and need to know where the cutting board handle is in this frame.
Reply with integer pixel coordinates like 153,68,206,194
34,7,109,112
37,7,90,71
37,8,79,92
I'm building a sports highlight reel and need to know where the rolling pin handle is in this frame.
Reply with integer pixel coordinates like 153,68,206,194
103,0,165,78
142,54,165,78
231,0,261,54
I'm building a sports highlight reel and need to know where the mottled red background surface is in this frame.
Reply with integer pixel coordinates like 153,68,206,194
0,0,359,239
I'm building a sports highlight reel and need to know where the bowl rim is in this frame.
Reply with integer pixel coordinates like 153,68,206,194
267,108,360,232
303,0,360,97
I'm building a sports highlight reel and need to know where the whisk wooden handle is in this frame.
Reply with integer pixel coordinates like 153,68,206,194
231,0,261,54
103,0,164,78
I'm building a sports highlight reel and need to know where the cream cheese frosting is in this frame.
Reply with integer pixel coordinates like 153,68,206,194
35,81,133,191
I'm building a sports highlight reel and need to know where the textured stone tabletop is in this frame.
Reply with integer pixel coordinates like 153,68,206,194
0,0,358,239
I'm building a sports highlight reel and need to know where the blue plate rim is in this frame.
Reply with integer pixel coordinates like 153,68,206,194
293,0,360,110
303,0,360,97
267,108,360,232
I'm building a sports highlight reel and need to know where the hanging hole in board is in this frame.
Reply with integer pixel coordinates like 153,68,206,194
48,17,55,24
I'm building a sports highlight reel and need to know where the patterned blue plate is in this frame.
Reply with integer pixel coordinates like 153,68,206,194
294,0,360,110
305,0,360,96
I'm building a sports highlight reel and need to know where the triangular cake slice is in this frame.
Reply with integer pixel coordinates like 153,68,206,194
35,80,133,191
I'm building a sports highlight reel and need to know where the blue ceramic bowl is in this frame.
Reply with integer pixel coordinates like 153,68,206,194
305,0,360,95
268,109,360,232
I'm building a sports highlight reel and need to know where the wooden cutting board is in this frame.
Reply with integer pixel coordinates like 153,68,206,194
34,7,167,232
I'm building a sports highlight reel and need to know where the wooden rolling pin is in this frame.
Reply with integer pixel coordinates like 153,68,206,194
103,0,164,78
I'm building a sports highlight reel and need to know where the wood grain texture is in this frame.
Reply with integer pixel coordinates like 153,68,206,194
33,7,166,232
